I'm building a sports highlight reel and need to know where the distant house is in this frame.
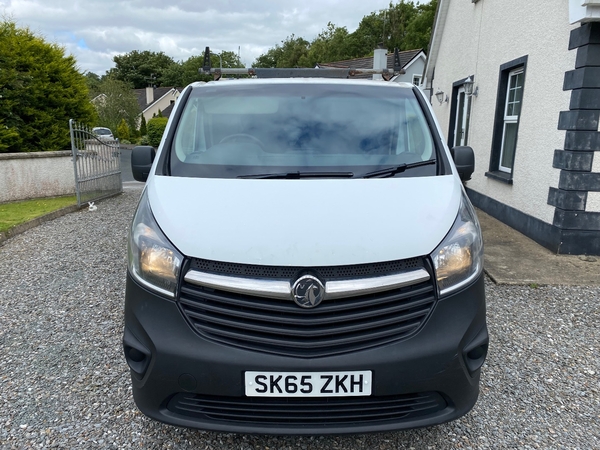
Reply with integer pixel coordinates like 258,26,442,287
318,48,427,85
135,87,181,122
422,0,600,255
90,93,106,106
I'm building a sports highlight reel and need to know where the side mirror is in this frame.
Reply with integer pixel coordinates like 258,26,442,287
451,146,475,182
131,146,156,182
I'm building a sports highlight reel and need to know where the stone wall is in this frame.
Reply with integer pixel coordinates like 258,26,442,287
0,151,75,203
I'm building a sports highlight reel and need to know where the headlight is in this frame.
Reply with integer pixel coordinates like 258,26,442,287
431,190,483,296
128,189,183,297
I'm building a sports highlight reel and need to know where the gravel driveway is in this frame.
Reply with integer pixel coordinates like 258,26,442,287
1,189,599,449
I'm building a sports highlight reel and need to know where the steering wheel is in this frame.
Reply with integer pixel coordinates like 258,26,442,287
219,133,264,149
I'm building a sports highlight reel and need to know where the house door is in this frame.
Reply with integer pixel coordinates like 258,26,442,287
453,87,472,147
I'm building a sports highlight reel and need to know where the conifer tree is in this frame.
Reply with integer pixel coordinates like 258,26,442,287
0,19,96,152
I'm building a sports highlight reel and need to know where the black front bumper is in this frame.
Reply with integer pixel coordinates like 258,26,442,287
123,271,487,435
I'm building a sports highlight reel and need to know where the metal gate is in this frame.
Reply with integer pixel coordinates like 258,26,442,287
69,119,122,207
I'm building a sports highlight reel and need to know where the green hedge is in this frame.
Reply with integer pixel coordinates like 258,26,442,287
146,117,168,148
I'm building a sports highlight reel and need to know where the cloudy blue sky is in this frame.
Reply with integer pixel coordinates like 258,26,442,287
1,0,400,75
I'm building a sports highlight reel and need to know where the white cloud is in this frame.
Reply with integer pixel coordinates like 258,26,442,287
2,0,397,74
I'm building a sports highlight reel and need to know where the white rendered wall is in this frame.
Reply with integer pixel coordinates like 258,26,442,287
0,152,75,203
396,57,426,85
142,90,180,122
589,153,600,211
430,0,577,224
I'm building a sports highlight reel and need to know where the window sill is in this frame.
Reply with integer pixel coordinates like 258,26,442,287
485,171,513,184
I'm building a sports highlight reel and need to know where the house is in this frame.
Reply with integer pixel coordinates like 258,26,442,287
91,93,106,106
318,48,427,84
422,0,600,255
135,86,181,122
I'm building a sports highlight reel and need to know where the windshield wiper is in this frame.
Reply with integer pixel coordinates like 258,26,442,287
238,171,354,179
361,159,436,178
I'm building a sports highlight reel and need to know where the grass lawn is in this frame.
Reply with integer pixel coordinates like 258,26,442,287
0,195,77,233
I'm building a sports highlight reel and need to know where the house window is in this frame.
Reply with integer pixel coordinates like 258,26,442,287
487,55,528,182
412,75,422,86
499,68,524,172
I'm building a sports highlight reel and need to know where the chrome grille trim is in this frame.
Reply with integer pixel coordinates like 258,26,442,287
184,268,430,300
325,269,430,299
184,271,291,300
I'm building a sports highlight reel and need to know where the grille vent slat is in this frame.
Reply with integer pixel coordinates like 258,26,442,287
192,319,422,349
168,392,447,425
181,290,433,327
179,257,436,357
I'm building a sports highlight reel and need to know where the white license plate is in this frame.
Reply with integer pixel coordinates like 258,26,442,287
245,371,372,397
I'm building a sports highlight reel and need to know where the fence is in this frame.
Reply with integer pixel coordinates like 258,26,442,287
69,120,122,207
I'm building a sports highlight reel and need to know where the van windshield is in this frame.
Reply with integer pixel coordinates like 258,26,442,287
169,83,437,178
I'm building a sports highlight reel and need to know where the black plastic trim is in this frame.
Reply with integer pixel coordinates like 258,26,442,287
124,271,487,434
412,86,451,176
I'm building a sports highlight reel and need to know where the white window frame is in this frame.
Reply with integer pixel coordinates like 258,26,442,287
498,68,524,173
412,75,422,86
453,86,472,147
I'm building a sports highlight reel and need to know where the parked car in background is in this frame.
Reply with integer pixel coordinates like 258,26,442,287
92,127,115,140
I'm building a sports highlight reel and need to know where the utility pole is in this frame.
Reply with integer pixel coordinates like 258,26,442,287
382,10,387,47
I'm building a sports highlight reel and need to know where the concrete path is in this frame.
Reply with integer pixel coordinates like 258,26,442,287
477,210,600,285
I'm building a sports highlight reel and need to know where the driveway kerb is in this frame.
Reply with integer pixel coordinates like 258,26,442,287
0,204,83,247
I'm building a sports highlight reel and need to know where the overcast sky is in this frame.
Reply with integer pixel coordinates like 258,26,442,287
1,0,401,75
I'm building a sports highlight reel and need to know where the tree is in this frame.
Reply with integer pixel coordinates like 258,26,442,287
84,72,102,97
140,115,147,136
350,1,438,54
0,19,96,152
163,50,245,86
251,1,437,71
253,35,310,68
108,50,177,88
93,77,140,136
298,23,353,67
403,0,438,51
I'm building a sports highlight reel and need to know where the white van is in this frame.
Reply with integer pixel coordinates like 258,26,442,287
124,75,488,435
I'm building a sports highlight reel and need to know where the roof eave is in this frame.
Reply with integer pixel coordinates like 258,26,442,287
402,50,426,71
141,88,180,114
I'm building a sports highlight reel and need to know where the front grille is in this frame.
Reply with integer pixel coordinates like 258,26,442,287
189,257,421,281
167,392,447,426
178,259,436,358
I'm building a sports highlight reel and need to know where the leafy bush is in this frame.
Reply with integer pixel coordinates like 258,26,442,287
139,135,150,145
147,117,168,148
